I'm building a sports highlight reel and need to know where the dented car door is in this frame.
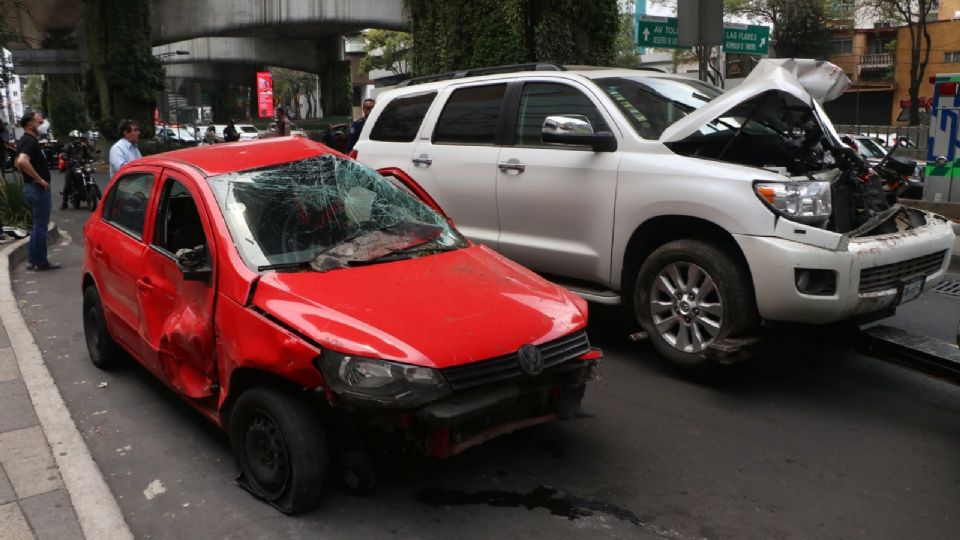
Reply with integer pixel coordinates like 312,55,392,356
136,170,218,398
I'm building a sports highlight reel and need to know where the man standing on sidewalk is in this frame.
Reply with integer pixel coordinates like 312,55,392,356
109,119,142,179
15,111,60,270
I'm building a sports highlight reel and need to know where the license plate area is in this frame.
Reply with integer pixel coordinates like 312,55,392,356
898,275,925,305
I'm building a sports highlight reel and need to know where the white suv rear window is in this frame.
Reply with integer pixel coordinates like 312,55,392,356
370,92,437,142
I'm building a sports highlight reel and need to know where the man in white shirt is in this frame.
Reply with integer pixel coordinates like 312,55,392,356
109,119,142,178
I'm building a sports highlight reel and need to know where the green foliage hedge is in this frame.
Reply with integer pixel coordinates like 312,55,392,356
405,0,619,75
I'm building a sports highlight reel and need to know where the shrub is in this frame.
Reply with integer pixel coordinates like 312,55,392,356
0,172,33,228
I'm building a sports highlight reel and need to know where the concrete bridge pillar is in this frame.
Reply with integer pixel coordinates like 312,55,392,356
316,34,351,117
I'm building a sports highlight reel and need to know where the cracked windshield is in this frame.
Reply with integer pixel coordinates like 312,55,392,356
208,154,465,272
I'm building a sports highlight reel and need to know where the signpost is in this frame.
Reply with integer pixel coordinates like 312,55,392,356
256,71,274,119
636,16,681,49
723,23,770,56
636,16,770,56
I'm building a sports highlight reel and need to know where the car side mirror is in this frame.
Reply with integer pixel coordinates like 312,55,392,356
541,115,617,152
175,245,212,281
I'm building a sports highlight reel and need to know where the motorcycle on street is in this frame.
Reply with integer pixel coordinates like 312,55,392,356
64,158,101,211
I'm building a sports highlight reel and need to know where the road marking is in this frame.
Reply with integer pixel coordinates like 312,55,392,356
0,232,133,539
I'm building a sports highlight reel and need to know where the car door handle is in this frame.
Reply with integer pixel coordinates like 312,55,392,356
498,161,525,173
412,155,432,167
137,278,154,293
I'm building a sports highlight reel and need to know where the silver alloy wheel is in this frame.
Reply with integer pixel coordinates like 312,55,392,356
649,262,723,353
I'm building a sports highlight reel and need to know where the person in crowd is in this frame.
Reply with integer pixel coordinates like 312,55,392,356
223,120,240,143
60,130,95,210
203,125,218,145
15,112,59,269
275,108,291,137
109,119,142,179
345,98,375,153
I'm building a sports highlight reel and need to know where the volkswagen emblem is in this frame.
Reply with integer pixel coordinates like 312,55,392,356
517,344,544,376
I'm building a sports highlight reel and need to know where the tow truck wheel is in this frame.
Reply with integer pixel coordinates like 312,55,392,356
230,388,328,513
634,239,758,371
82,286,124,369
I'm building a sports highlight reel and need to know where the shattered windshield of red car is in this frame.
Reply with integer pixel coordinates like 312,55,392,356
208,153,466,271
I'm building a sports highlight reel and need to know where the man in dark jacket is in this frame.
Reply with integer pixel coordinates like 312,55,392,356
345,98,375,153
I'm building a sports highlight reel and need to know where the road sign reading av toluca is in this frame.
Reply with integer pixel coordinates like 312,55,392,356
723,23,770,55
636,15,770,56
637,15,680,49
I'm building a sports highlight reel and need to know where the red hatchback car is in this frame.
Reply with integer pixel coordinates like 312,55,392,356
82,137,600,512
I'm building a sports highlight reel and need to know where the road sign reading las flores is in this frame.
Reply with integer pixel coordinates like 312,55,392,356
637,16,769,55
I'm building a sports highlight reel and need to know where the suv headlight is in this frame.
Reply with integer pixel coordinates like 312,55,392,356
315,350,451,408
754,181,832,225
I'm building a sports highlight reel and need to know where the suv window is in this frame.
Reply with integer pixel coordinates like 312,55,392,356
370,92,436,142
433,84,506,145
103,172,154,240
516,83,610,147
595,76,723,139
153,179,207,254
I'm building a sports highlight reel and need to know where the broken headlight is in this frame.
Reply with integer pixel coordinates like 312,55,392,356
315,351,451,408
754,181,832,226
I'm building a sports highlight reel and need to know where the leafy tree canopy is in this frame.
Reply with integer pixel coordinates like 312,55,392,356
360,30,413,76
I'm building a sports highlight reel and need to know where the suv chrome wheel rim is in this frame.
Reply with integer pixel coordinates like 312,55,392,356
649,262,723,353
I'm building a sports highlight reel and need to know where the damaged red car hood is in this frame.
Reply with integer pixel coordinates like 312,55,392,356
251,245,588,368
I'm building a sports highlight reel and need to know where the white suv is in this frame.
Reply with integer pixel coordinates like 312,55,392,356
354,61,955,369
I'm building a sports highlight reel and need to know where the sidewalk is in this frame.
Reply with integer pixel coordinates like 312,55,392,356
0,226,131,540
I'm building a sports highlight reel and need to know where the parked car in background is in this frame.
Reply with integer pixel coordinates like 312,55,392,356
236,124,261,141
840,133,924,198
155,125,197,146
82,136,600,513
355,59,955,372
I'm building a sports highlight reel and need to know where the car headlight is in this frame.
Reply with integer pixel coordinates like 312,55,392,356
315,350,451,408
754,181,832,225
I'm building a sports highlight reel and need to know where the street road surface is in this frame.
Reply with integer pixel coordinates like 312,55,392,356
12,170,960,539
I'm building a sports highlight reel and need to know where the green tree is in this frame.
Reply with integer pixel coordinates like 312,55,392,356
865,0,936,126
612,0,640,68
725,0,833,59
271,67,320,119
85,0,165,139
360,30,413,76
404,0,620,75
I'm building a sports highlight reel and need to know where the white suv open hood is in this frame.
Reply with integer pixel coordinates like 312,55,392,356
659,59,851,144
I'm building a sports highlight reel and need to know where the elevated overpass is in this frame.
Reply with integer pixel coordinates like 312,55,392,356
4,0,408,116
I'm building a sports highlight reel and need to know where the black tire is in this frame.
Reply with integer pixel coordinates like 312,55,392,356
230,388,328,513
82,286,124,369
634,239,759,371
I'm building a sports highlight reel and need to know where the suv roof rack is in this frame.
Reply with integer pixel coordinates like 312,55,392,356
398,63,566,87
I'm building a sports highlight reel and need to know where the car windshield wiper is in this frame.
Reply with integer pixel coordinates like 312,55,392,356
350,243,462,266
257,260,314,272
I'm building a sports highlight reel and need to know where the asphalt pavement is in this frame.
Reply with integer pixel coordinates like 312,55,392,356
7,170,960,539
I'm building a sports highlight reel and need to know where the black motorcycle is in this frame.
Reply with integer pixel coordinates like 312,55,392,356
65,158,101,211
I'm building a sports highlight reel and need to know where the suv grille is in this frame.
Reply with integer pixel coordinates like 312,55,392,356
441,331,590,391
858,251,946,293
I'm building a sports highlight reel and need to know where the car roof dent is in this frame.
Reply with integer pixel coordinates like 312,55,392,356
659,59,850,144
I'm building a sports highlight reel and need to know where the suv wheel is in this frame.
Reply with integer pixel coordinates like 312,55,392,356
634,239,758,370
230,388,327,513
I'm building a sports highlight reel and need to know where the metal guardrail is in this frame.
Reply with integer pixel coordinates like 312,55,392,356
835,124,928,160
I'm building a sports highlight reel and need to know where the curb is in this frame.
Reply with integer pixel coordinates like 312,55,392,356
0,222,133,540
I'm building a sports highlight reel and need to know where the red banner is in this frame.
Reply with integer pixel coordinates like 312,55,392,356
256,71,274,119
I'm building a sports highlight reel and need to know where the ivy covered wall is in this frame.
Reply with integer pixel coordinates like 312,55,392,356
85,0,164,140
404,0,619,75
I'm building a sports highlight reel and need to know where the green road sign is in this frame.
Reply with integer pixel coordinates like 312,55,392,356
636,15,770,56
636,15,681,49
723,23,770,55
